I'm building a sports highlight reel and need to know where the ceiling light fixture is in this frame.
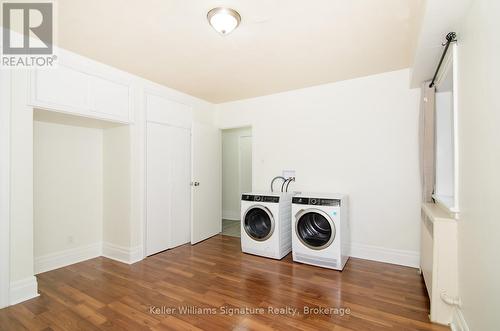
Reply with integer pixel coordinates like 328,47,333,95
207,7,241,36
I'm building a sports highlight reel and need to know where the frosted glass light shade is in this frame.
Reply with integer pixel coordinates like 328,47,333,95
207,8,241,35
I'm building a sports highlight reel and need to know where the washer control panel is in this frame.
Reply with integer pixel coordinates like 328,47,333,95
292,197,341,206
242,194,280,203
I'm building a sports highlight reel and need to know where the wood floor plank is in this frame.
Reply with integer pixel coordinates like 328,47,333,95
0,235,449,331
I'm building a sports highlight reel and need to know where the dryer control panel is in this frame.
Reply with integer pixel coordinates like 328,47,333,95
242,195,280,203
292,197,341,206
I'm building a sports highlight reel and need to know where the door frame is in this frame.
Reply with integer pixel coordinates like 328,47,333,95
238,134,253,199
220,125,254,225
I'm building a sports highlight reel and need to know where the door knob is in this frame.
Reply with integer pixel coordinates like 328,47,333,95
191,181,200,186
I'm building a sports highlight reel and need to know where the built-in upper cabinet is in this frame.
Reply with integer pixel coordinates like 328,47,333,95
32,65,91,111
29,59,133,123
146,92,192,128
90,75,130,120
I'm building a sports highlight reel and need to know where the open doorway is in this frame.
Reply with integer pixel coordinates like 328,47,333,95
221,127,252,237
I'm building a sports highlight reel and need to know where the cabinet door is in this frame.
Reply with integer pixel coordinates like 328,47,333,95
91,76,131,121
32,65,91,112
146,94,192,128
146,122,172,255
30,65,132,123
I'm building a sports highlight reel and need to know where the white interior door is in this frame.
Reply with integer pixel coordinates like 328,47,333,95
169,126,191,248
147,123,171,255
191,122,221,244
146,123,191,255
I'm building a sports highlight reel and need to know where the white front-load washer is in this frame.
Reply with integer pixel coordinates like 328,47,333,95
240,192,294,259
291,193,349,270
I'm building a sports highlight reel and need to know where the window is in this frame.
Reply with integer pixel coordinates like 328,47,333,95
434,44,459,212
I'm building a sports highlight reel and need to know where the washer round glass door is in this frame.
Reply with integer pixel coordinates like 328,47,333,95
243,205,275,241
295,209,335,250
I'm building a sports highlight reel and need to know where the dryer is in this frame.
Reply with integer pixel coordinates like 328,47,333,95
241,192,294,259
291,193,349,270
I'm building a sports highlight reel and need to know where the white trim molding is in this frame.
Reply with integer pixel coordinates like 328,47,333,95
350,242,420,268
102,242,143,264
7,243,143,307
0,65,12,308
450,307,470,331
9,276,39,305
34,242,102,275
222,210,240,221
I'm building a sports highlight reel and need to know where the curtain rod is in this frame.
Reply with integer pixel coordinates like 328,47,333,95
429,32,457,88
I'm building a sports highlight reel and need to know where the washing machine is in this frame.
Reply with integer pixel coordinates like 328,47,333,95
291,193,349,270
240,192,294,259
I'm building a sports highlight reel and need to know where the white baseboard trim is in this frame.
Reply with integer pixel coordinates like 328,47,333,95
222,210,240,221
450,307,470,331
10,276,39,305
350,242,420,268
8,243,143,307
102,242,143,264
34,242,102,274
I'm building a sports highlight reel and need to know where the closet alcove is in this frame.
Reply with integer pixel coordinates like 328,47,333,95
33,109,131,273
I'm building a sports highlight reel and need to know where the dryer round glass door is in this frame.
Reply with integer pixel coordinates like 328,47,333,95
295,209,335,250
243,206,275,241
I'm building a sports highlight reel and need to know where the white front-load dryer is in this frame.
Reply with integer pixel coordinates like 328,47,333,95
291,193,350,270
241,192,294,259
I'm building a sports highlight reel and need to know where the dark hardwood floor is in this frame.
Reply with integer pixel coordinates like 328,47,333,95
0,235,448,331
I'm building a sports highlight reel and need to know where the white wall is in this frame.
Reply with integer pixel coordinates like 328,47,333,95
34,120,103,259
222,127,252,220
103,125,132,248
216,69,421,266
454,1,500,329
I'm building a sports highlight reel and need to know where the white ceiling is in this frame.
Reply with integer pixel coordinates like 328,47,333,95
57,0,424,103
